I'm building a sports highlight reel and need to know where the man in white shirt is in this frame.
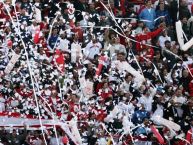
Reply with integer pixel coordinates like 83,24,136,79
28,20,40,38
120,73,133,94
71,33,82,63
158,29,171,48
84,37,102,60
139,87,157,113
58,32,70,53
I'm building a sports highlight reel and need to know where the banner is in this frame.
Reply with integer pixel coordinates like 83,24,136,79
0,115,82,144
0,116,54,127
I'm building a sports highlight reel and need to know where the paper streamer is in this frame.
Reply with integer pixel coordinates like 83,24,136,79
152,115,181,131
176,21,184,49
4,52,20,74
181,37,193,51
176,20,193,51
47,14,59,40
3,2,48,144
114,60,145,87
115,15,165,23
68,120,82,144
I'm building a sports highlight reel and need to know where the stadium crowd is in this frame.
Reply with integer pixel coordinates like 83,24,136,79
0,0,193,144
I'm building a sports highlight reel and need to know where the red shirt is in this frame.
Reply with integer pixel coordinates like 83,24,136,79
189,81,193,97
100,88,113,101
135,28,163,52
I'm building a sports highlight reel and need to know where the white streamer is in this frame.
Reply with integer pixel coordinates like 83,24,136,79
2,2,48,145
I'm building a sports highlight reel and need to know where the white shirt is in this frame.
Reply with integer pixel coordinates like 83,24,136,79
112,44,127,60
139,95,153,112
152,104,164,118
118,102,135,114
71,41,82,63
108,44,126,60
173,96,187,104
28,25,40,37
135,27,143,35
158,35,171,48
97,138,107,145
84,41,102,59
58,38,70,53
120,81,131,93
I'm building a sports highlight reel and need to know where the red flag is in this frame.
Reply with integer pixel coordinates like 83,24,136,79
150,125,165,144
54,49,65,73
34,28,40,44
95,56,107,77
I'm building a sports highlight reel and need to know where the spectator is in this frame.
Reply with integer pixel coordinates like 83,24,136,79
132,104,150,124
0,0,192,144
181,16,191,39
135,21,145,35
6,127,27,145
139,0,156,31
158,29,171,48
47,27,59,51
179,0,191,20
155,1,171,26
154,0,169,9
84,36,102,60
